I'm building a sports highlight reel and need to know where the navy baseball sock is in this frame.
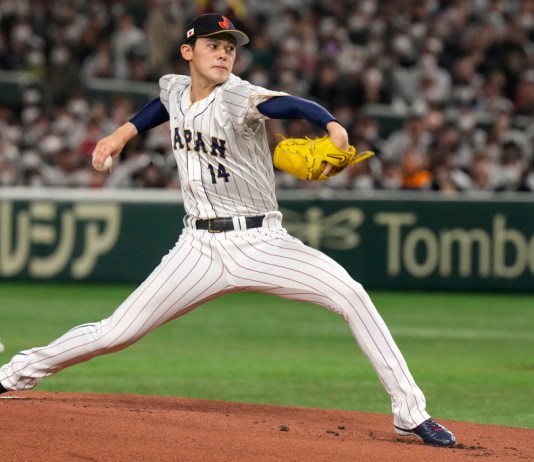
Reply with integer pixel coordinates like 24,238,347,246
0,382,7,394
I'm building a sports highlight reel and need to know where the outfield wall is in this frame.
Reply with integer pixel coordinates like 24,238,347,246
1,188,534,291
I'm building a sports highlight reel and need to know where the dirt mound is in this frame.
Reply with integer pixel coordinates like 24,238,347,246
1,392,531,461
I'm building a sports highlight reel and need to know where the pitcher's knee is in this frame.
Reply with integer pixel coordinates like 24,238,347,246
333,280,367,304
82,320,137,353
324,281,369,321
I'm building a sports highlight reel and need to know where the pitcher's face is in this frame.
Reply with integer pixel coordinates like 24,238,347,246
182,37,236,87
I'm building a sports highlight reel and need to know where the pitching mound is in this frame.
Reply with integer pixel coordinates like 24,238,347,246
1,392,532,461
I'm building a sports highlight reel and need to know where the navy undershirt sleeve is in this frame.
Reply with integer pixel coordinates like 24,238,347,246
129,97,170,133
257,96,337,130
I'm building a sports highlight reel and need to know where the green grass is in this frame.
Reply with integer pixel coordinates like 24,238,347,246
0,283,533,428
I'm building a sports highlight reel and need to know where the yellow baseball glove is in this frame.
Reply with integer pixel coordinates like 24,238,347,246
273,135,374,181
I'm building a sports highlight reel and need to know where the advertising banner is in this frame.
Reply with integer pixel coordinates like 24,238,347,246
2,190,533,291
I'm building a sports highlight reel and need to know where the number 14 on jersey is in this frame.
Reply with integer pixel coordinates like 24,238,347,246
208,162,230,184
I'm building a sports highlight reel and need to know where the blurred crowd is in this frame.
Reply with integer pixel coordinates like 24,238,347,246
2,0,534,193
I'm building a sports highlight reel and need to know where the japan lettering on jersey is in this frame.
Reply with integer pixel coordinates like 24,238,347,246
159,74,287,220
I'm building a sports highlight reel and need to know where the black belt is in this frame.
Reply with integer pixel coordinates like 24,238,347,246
195,215,265,232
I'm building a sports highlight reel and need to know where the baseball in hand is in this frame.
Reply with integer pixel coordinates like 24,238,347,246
93,155,113,172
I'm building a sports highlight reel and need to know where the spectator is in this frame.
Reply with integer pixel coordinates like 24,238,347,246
110,12,147,80
144,0,184,78
399,147,432,190
467,152,499,192
496,141,530,191
381,114,432,163
375,159,402,191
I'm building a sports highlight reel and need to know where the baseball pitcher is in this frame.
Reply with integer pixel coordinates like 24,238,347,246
0,13,455,447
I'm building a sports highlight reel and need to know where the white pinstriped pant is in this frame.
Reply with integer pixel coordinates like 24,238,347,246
0,218,430,429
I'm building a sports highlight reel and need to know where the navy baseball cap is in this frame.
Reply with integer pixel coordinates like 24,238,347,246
185,13,249,46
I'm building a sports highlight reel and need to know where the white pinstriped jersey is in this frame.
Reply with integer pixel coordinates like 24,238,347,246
160,73,287,220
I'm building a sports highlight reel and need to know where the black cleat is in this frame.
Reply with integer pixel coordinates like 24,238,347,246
395,418,456,447
0,382,7,394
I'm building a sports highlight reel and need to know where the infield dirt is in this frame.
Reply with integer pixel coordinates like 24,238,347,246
1,392,532,461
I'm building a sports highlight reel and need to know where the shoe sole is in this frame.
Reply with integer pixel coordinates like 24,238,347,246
394,425,414,437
